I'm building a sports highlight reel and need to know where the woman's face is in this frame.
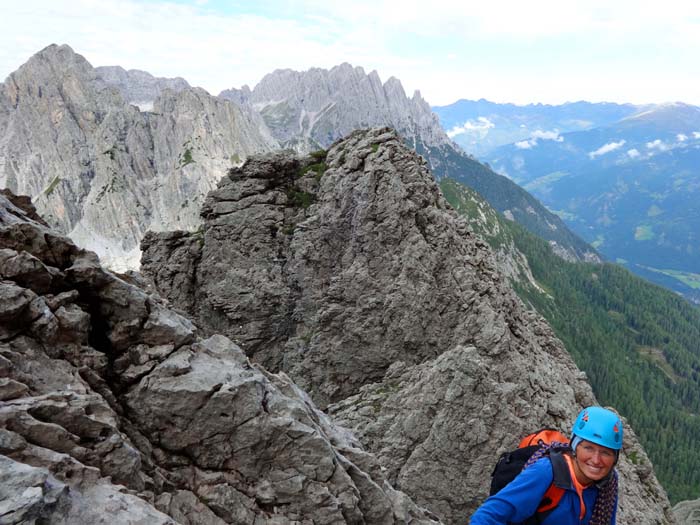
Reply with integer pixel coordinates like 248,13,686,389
573,439,616,484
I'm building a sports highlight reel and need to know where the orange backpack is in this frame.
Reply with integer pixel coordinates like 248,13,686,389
489,429,571,521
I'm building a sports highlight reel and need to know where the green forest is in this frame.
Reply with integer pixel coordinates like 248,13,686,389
441,178,700,504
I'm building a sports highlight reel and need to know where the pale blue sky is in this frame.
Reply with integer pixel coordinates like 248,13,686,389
2,0,699,106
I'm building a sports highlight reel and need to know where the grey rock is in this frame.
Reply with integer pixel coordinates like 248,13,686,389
674,499,700,524
0,378,29,400
143,128,675,524
0,249,55,294
222,63,453,159
126,334,438,524
0,454,69,524
0,429,27,453
0,454,177,525
54,304,91,344
44,290,80,311
0,44,278,271
0,186,439,523
0,188,81,269
95,65,190,108
141,303,196,348
139,230,202,313
0,281,35,340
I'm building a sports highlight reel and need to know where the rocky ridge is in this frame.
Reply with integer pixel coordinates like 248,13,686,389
438,178,547,293
0,44,277,271
1,45,596,271
141,128,673,523
0,187,440,523
220,63,452,157
95,65,190,109
221,64,600,264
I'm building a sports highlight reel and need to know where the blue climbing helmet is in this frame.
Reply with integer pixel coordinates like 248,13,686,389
571,406,623,450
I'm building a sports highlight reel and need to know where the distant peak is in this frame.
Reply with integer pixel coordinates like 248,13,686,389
39,43,75,54
32,43,82,62
384,76,403,87
11,43,93,80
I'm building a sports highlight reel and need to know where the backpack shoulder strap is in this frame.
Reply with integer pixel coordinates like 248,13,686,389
535,450,571,515
549,450,571,488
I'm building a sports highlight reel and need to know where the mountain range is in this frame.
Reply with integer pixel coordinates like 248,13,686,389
479,102,700,302
433,98,642,157
0,45,276,270
0,45,597,271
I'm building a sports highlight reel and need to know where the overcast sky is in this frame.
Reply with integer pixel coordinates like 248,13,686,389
1,0,699,107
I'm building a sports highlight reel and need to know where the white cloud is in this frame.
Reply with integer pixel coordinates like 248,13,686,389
515,139,536,149
531,129,563,142
589,140,626,158
694,132,700,139
646,139,669,151
512,129,563,149
677,133,688,142
0,0,419,97
446,117,495,138
627,148,640,158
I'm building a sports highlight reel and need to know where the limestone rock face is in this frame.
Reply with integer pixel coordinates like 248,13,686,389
3,45,594,270
95,65,190,109
220,63,453,156
0,44,277,271
0,188,438,524
142,128,674,524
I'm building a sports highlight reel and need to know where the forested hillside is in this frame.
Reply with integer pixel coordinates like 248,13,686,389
424,144,599,263
482,103,700,303
441,178,700,503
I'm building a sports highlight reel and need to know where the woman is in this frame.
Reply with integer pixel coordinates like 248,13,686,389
470,406,622,525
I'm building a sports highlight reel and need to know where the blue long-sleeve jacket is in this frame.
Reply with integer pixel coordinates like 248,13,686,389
469,457,617,525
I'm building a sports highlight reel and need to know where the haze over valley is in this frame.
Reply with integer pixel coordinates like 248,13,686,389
437,99,700,303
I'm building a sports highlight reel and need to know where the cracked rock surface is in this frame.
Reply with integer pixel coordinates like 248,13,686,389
0,44,277,271
142,128,674,524
0,188,439,524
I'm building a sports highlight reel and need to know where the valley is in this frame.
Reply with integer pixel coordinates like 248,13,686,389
436,99,700,303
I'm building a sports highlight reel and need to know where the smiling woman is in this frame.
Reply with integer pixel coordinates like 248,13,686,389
573,441,616,485
470,406,623,525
